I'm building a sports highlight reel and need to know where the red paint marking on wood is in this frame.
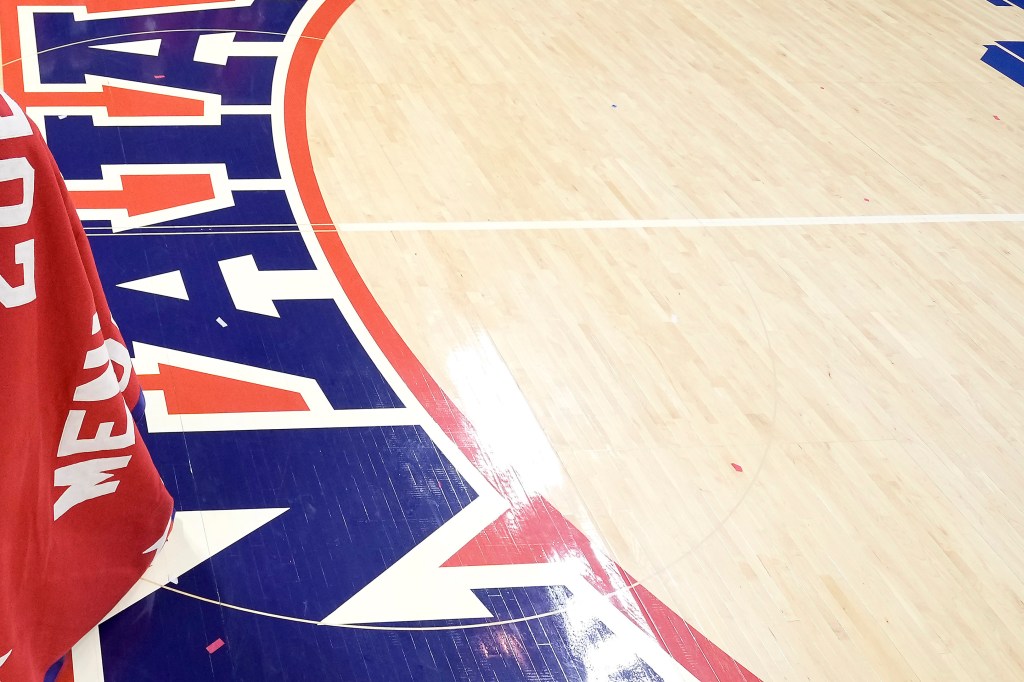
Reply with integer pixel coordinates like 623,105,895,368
139,365,309,415
286,3,763,679
16,85,203,118
70,173,214,217
206,638,224,654
107,85,204,117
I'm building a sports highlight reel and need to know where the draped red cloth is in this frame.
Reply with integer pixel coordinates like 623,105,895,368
0,92,173,680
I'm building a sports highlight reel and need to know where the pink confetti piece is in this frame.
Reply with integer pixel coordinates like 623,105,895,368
863,198,871,202
154,74,165,79
731,463,743,472
206,638,225,654
994,115,1001,121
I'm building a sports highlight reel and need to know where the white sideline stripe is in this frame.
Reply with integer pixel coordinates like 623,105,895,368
333,213,1024,233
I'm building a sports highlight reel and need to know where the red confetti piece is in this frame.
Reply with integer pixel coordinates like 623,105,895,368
994,115,1001,121
864,198,870,202
731,463,743,472
206,638,225,654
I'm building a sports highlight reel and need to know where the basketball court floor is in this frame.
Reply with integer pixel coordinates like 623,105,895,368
4,0,1024,679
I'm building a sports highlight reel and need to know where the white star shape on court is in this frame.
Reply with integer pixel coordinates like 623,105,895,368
69,507,288,682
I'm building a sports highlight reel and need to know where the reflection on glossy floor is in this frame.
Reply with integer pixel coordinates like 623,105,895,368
5,0,1024,679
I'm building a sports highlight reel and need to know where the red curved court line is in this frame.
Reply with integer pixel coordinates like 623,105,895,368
285,2,762,680
0,1,762,678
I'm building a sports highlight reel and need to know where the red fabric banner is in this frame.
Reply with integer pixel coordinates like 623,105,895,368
0,92,173,680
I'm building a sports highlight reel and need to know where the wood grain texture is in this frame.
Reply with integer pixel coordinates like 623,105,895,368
307,0,1024,679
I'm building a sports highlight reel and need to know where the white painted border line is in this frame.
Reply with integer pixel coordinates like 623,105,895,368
334,213,1024,232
